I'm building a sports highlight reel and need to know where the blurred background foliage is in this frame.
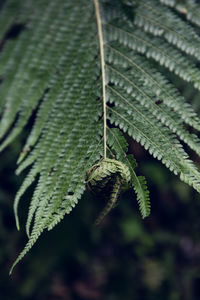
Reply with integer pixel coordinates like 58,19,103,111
1,80,200,300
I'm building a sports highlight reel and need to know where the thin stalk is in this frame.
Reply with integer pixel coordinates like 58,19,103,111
94,0,107,159
95,176,121,226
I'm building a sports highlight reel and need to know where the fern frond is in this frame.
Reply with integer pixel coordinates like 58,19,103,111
0,1,92,150
108,104,200,192
107,128,150,218
11,120,102,272
14,163,41,231
1,0,200,273
9,222,44,275
160,0,200,27
105,44,200,131
129,162,151,219
94,175,122,225
105,51,200,156
105,22,200,91
0,0,28,41
135,0,200,59
107,128,130,162
2,0,104,273
100,0,200,192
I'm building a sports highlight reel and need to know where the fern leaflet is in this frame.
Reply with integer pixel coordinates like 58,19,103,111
0,0,199,273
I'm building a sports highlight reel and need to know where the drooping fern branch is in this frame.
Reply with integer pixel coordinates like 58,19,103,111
0,0,200,273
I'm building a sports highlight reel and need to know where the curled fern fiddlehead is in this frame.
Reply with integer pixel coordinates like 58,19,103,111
86,158,131,224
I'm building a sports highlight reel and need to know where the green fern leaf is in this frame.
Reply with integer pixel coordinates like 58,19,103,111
160,0,200,27
107,128,150,218
0,0,200,273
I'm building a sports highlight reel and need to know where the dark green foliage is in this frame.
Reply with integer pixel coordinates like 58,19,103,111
2,140,200,299
86,155,150,224
107,129,150,218
0,0,200,272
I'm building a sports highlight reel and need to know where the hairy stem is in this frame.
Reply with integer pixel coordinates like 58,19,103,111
94,0,107,159
95,176,121,225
